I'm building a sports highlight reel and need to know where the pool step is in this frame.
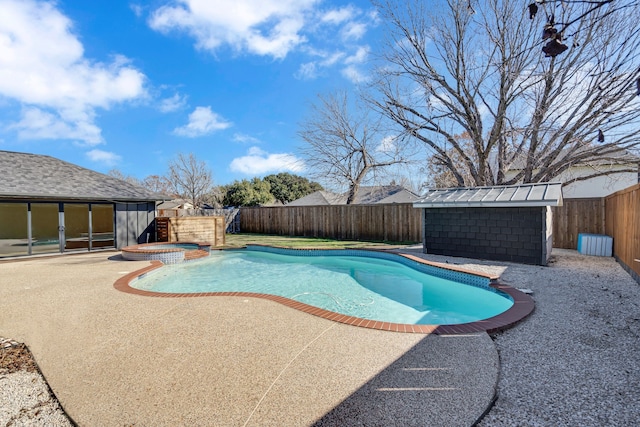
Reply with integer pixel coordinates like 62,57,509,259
183,249,209,261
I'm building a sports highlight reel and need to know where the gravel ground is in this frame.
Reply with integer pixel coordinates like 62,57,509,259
477,249,640,426
0,340,73,426
1,249,639,426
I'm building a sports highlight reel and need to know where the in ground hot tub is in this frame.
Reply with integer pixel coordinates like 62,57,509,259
121,242,211,264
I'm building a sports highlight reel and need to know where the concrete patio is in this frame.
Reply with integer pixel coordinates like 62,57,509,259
0,251,499,426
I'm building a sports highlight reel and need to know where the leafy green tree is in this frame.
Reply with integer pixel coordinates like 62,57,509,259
222,178,273,207
263,173,323,204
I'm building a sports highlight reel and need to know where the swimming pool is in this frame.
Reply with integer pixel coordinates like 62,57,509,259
127,246,521,327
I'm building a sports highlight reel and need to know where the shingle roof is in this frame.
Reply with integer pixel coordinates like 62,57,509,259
413,183,563,208
0,150,168,202
286,190,344,206
286,186,419,206
157,199,192,209
508,146,639,170
351,186,419,204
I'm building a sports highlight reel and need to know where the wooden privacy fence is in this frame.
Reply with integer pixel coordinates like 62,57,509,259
238,190,640,282
240,204,423,243
155,216,226,246
158,208,241,233
552,198,605,249
605,183,640,279
240,200,606,248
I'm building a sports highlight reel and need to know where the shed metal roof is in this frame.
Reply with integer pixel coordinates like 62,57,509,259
413,183,563,208
0,150,169,202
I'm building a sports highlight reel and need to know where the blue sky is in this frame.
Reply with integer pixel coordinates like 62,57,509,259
0,0,383,185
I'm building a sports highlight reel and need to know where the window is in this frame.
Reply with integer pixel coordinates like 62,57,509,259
0,203,28,257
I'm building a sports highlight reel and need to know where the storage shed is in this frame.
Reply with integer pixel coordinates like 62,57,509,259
0,150,170,258
413,183,563,265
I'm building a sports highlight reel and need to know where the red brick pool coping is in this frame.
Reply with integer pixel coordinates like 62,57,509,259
113,253,534,335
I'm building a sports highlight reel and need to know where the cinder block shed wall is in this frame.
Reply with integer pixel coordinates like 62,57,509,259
422,206,549,265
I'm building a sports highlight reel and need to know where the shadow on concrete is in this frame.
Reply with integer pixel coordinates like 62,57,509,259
311,333,498,427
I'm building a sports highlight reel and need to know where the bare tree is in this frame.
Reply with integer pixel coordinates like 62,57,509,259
167,153,213,208
202,186,226,208
299,91,412,203
107,169,142,186
423,132,477,188
372,0,640,188
141,175,173,195
530,1,640,44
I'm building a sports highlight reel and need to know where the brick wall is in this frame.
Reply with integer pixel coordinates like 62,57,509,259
422,207,549,265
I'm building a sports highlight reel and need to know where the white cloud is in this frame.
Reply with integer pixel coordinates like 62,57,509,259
10,107,102,143
173,106,232,137
367,9,380,23
344,46,369,64
146,0,379,87
149,0,318,59
233,133,260,144
0,0,147,145
86,148,122,166
130,3,144,17
341,21,367,41
341,65,369,84
428,91,453,111
295,62,319,80
376,135,397,153
332,46,370,83
321,6,356,24
230,146,304,175
295,49,348,80
159,93,187,112
321,51,346,67
86,149,122,166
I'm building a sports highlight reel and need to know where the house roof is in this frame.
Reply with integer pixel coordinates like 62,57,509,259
508,146,639,170
0,150,169,202
157,199,193,210
286,186,419,206
286,190,344,206
351,186,419,204
413,183,563,208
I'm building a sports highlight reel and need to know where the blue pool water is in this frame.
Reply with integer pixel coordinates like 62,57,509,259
132,247,513,325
